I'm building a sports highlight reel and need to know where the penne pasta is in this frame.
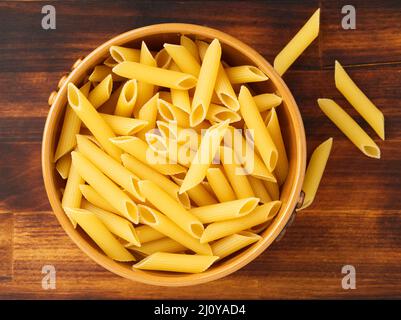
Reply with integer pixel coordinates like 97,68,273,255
206,103,241,124
317,98,380,158
215,64,240,111
96,83,123,114
130,238,186,256
211,231,262,260
65,208,135,261
138,205,212,255
253,93,282,112
88,65,124,82
164,43,201,76
263,180,280,201
239,86,278,171
79,184,118,214
110,46,141,63
169,62,191,113
100,113,148,136
225,65,268,84
133,252,218,273
88,74,113,109
190,197,259,224
137,93,159,140
67,83,122,161
136,225,165,244
179,120,229,193
171,174,217,206
139,180,204,239
274,8,320,75
180,35,201,63
300,137,333,210
191,39,222,127
195,40,209,61
335,60,385,140
55,153,71,179
200,201,282,243
103,56,117,68
114,79,138,117
154,48,172,69
113,62,197,90
71,151,139,223
157,99,190,127
206,167,236,202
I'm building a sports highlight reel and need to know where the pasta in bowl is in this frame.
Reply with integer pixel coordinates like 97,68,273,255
42,23,306,286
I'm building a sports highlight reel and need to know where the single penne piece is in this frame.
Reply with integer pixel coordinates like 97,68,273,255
109,45,141,63
179,120,229,194
195,40,208,61
133,252,218,273
206,167,236,202
248,176,272,203
96,83,124,114
88,74,113,109
201,201,282,243
79,184,118,214
220,146,256,199
263,180,280,201
130,238,186,255
76,135,144,202
61,162,84,228
113,62,197,90
265,108,289,185
317,98,380,158
155,48,172,69
135,42,157,112
225,65,268,84
180,35,201,63
88,65,124,82
138,205,212,255
121,153,191,209
239,86,278,171
171,174,217,206
55,153,71,179
82,200,140,246
157,120,180,141
139,180,204,239
215,64,240,111
335,60,385,140
65,207,135,261
67,83,122,161
211,231,262,260
274,8,320,75
103,56,117,68
300,137,333,210
253,93,283,112
54,82,91,161
99,113,148,136
137,93,159,140
114,79,138,117
190,197,259,224
169,62,191,113
136,225,165,244
109,136,187,175
157,99,190,127
206,103,241,123
71,151,139,223
190,39,221,127
164,43,201,76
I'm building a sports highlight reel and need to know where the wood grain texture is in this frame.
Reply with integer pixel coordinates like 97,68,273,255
0,0,400,299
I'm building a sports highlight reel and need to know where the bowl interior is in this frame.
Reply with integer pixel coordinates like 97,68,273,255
43,24,306,286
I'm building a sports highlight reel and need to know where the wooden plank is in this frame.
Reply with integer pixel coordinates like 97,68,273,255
0,213,13,282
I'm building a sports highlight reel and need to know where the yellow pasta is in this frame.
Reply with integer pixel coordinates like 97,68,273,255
300,137,333,210
76,135,144,201
103,56,117,68
169,62,191,113
139,180,204,239
274,8,320,75
65,208,135,261
71,151,139,223
154,48,172,69
97,83,123,114
195,40,209,61
211,231,262,260
130,238,186,256
239,86,278,171
54,82,91,161
88,65,124,82
206,167,236,202
206,103,241,123
79,184,118,214
263,180,280,201
68,83,122,161
164,43,201,76
88,74,113,109
114,79,138,117
121,153,191,209
225,65,268,84
335,60,385,140
109,45,141,63
157,98,190,127
265,108,289,185
190,197,259,224
215,64,240,111
180,35,201,63
55,153,71,179
100,113,147,135
248,176,272,203
317,98,380,158
200,201,282,243
113,61,197,90
136,225,164,244
109,136,187,175
82,200,140,246
179,120,229,193
253,93,282,112
137,93,159,140
138,205,212,255
133,252,218,273
190,39,222,127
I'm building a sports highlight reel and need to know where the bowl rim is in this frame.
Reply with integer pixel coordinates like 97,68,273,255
42,23,306,286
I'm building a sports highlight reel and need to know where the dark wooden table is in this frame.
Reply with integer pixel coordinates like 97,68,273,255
0,0,400,299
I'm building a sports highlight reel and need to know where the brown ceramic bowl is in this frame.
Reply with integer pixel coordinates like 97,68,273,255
42,23,306,286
